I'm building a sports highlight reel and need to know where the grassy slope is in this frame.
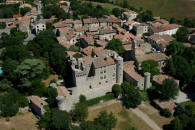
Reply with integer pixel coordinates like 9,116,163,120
117,0,195,19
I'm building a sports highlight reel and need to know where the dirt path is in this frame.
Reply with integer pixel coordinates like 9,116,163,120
131,108,162,130
88,99,119,112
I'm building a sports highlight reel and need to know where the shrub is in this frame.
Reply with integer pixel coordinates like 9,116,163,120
84,93,114,106
79,95,86,103
160,108,172,117
112,84,122,97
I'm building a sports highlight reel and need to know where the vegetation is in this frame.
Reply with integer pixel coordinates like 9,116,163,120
72,103,88,122
0,22,6,29
157,79,179,100
42,5,68,19
79,95,87,103
141,60,160,77
174,27,189,42
70,0,109,18
121,82,142,108
160,108,172,118
112,84,122,97
20,7,31,16
137,10,154,22
0,3,19,18
106,39,125,56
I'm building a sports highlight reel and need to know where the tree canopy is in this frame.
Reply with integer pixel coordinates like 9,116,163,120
158,79,179,100
105,39,125,56
121,82,142,108
141,60,160,77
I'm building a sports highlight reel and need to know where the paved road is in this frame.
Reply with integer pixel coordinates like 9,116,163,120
131,108,162,130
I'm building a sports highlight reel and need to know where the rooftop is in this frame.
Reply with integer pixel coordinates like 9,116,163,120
136,53,168,63
29,96,48,109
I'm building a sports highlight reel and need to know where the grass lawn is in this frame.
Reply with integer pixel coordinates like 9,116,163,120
114,0,195,19
88,102,152,130
0,111,38,130
138,101,174,128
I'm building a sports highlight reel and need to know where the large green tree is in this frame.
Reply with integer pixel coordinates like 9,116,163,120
105,39,125,56
141,60,160,77
158,79,179,100
72,103,88,122
94,111,117,130
52,109,72,130
174,27,189,42
15,59,45,92
121,82,142,108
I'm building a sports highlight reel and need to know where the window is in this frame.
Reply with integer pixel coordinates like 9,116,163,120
99,82,101,85
105,81,108,83
104,75,106,79
104,70,106,73
89,85,92,89
100,76,103,79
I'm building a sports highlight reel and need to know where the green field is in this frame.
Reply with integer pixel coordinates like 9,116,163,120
115,0,195,19
83,0,195,19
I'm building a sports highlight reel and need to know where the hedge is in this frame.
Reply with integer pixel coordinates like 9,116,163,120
83,93,115,106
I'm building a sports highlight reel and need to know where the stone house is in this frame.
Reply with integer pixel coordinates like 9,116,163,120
83,18,99,32
122,10,138,21
29,96,48,116
33,19,46,34
95,40,108,48
153,74,180,86
135,52,168,71
134,23,148,37
73,20,83,29
98,18,108,28
98,27,116,41
147,34,174,52
123,20,139,31
80,37,95,48
149,24,180,36
57,33,77,45
58,1,70,13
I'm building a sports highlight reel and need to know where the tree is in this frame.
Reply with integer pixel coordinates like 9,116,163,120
52,109,72,129
112,8,122,17
20,7,31,16
137,10,154,22
2,59,19,81
46,88,57,106
105,39,125,56
0,22,6,29
165,41,185,56
0,79,11,92
175,27,189,42
72,103,88,122
15,59,45,93
160,108,172,117
94,111,117,130
49,44,68,76
158,79,179,100
30,79,47,96
141,60,160,77
122,82,142,108
112,84,122,97
169,117,183,130
38,105,51,129
1,45,31,62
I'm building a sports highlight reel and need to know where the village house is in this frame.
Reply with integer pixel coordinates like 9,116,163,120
187,32,195,44
123,61,151,90
122,10,138,21
98,27,116,41
32,19,46,34
95,40,108,48
134,23,149,37
149,24,180,36
29,96,48,116
147,34,174,52
57,1,70,13
73,20,83,29
57,33,77,46
83,18,99,32
153,74,180,86
56,27,73,36
135,52,168,71
98,18,108,28
80,36,95,48
123,20,139,31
